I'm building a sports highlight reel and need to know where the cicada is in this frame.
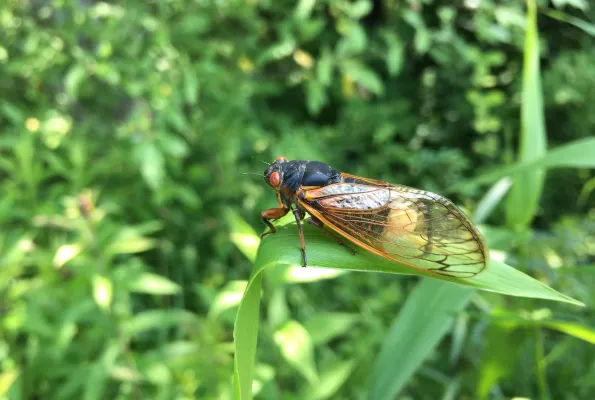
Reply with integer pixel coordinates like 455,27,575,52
260,157,487,278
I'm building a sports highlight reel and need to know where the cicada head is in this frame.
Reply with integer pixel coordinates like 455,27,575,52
263,156,289,190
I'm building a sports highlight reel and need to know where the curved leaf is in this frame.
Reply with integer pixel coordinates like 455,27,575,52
233,218,583,399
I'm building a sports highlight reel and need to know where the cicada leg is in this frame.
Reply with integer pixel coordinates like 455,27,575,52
260,207,289,238
291,207,308,267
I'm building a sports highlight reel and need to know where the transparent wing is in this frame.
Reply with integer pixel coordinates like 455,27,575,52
300,176,487,278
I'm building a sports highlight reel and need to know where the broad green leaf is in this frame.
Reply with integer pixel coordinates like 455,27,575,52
255,220,581,305
128,273,181,295
273,320,318,384
506,0,546,229
233,218,582,399
369,279,473,400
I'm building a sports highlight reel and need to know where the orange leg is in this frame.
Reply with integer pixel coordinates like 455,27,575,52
260,207,289,239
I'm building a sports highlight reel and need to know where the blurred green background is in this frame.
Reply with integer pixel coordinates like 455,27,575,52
1,0,595,399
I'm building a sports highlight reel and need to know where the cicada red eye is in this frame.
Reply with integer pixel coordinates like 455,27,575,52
269,171,280,187
276,156,288,162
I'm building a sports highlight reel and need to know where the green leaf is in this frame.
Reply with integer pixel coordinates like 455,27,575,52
183,66,199,105
542,321,595,344
106,236,155,256
386,40,404,76
128,273,181,295
92,274,113,312
267,264,347,285
255,220,582,305
234,273,262,400
316,47,333,86
544,9,595,36
304,312,359,345
157,133,189,158
123,309,198,336
473,177,512,224
294,0,317,20
0,370,18,396
478,321,528,398
135,142,165,191
306,79,328,115
53,243,82,268
506,0,546,229
342,61,384,95
65,64,86,99
489,310,595,345
369,279,473,400
455,137,595,190
233,218,582,399
273,320,318,384
348,0,373,19
301,360,356,400
209,280,249,319
225,209,260,262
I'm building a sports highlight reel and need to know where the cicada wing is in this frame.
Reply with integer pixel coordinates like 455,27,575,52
300,178,487,278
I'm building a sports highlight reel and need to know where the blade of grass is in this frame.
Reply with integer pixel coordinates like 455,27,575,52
368,279,473,400
542,9,595,37
506,0,546,230
233,271,263,400
233,218,583,400
453,137,595,191
473,177,512,224
255,220,582,305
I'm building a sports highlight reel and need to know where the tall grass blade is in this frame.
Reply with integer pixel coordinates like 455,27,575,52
506,0,547,230
368,279,473,400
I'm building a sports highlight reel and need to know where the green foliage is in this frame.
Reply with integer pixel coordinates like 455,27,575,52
1,0,595,399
